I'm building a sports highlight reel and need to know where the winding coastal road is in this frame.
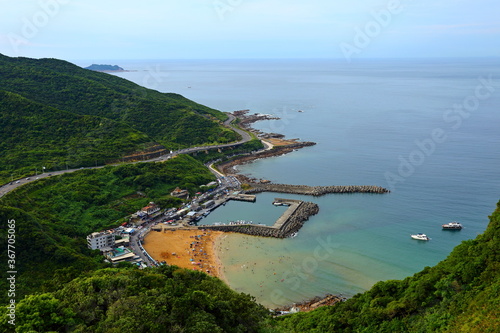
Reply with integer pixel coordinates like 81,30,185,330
0,113,253,198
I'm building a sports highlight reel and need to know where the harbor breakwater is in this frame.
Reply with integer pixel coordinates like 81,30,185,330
199,200,319,238
244,183,390,196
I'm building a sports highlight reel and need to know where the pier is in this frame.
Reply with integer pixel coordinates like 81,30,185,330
199,198,319,238
228,193,257,202
272,198,300,229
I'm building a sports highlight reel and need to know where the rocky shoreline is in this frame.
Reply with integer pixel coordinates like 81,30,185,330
217,141,316,179
216,110,317,180
233,109,280,128
274,294,347,314
215,109,388,313
220,110,390,195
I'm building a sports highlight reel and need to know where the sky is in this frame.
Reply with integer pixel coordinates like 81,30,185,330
0,0,499,61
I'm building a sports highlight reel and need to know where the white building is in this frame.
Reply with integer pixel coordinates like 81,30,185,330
87,231,115,250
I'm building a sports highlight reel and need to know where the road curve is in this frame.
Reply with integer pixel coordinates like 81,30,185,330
0,113,254,198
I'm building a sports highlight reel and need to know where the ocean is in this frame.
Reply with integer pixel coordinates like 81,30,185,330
104,58,500,308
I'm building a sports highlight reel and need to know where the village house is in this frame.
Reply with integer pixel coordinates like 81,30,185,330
141,201,160,215
170,187,189,199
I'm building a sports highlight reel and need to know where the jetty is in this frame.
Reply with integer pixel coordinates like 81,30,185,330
244,183,390,196
228,193,257,202
199,198,319,238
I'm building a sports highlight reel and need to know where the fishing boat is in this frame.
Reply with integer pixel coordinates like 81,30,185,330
442,221,463,230
411,233,429,241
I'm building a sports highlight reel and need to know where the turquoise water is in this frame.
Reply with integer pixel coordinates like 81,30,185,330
108,59,500,307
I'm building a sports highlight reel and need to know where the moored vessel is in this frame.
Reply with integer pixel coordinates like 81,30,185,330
411,233,430,241
442,221,463,230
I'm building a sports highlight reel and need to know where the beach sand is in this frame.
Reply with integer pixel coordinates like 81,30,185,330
143,228,227,282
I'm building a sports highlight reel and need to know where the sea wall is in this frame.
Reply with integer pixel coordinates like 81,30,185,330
244,183,390,195
199,201,319,238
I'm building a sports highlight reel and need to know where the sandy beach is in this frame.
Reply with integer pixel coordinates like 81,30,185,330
143,228,227,282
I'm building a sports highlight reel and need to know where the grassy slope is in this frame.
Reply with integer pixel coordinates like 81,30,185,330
0,53,239,149
2,267,270,333
0,155,215,304
276,201,500,332
0,90,152,183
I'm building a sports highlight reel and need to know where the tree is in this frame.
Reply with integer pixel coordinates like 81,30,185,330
2,293,75,332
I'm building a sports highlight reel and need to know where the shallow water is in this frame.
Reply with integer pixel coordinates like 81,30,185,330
111,58,500,307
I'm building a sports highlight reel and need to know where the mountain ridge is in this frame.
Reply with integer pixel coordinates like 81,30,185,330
0,54,240,183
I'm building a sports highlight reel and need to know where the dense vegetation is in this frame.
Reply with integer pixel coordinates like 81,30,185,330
2,267,270,332
190,139,264,164
0,54,237,145
0,155,215,303
2,53,500,332
0,90,151,183
0,53,240,183
85,64,124,71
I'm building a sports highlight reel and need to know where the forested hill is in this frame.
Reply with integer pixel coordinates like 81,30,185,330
0,54,239,148
84,64,124,71
0,54,239,183
0,90,151,182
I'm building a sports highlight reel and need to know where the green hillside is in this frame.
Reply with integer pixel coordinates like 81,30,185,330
0,155,215,303
2,201,499,332
1,53,499,332
0,54,239,160
0,90,152,183
3,267,270,333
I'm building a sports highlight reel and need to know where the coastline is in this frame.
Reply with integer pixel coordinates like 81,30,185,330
218,110,317,183
211,111,353,310
141,110,347,310
141,110,386,311
143,228,227,282
213,233,229,285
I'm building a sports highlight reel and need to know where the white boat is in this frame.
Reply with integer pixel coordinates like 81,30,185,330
442,221,463,230
411,233,429,241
